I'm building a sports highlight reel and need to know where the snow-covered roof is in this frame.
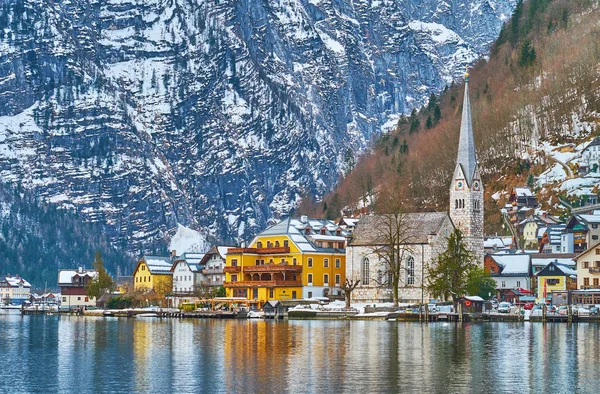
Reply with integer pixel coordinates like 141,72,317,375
537,226,548,238
1,275,31,288
531,257,576,267
489,254,531,275
142,256,173,274
577,214,600,224
256,217,346,252
484,237,513,248
514,187,533,197
217,246,229,258
349,212,450,246
465,296,484,302
58,269,98,285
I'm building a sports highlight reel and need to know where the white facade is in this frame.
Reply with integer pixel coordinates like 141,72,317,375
0,275,31,305
201,247,227,286
58,268,98,309
346,213,454,304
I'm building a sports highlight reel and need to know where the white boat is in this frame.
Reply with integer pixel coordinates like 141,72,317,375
136,313,159,318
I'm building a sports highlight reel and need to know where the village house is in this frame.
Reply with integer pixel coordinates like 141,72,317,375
484,254,532,300
132,255,173,299
199,246,228,287
346,212,454,304
574,241,600,290
483,236,515,253
564,212,600,253
538,224,567,254
223,216,347,309
58,268,98,309
578,136,600,175
171,252,206,295
534,260,577,303
0,274,32,305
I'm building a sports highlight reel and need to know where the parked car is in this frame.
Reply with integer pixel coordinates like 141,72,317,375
590,306,599,315
575,307,590,316
523,302,534,310
498,302,511,313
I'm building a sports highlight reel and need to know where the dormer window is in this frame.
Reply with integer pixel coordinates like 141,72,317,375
336,229,341,236
305,228,311,235
320,228,326,235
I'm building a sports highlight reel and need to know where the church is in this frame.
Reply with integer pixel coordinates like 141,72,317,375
346,69,484,304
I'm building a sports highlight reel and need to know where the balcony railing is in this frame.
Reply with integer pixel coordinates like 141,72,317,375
224,280,302,288
226,247,291,255
202,268,224,275
243,264,302,273
224,266,241,273
589,267,600,273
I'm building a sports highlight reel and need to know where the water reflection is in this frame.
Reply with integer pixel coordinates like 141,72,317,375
1,312,600,393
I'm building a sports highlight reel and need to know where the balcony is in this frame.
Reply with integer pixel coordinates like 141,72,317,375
226,247,291,255
589,267,600,274
224,280,302,288
224,266,241,273
202,268,224,275
243,264,302,273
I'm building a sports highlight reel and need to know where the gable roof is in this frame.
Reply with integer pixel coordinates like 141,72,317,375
58,269,98,286
536,261,577,277
1,275,32,288
253,217,347,253
574,240,600,260
583,136,600,152
348,212,451,246
134,256,173,276
488,254,531,276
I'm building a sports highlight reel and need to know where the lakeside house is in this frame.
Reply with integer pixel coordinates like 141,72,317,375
574,241,600,289
223,216,347,309
0,274,31,305
133,255,173,301
199,246,228,287
58,268,98,309
484,253,532,300
534,260,577,303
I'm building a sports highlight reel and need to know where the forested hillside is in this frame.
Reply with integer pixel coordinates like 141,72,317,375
303,0,600,234
0,183,130,289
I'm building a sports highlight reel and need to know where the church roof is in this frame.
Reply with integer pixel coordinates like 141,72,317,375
348,212,450,246
456,79,478,186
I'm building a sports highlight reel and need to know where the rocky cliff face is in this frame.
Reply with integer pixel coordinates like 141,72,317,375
0,0,515,248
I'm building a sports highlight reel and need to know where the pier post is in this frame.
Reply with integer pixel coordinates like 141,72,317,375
542,304,546,322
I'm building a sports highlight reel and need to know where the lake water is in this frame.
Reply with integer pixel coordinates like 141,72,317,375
1,311,599,393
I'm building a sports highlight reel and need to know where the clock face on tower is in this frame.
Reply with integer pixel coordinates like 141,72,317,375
473,180,480,191
455,180,464,190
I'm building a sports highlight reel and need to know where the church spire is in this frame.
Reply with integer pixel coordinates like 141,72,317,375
456,67,478,186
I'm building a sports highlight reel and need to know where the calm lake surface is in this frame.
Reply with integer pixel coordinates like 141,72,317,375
1,311,599,393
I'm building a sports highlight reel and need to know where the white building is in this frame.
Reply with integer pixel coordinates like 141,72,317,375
346,212,454,304
58,268,98,309
171,252,206,295
0,275,32,305
199,246,228,287
486,254,532,292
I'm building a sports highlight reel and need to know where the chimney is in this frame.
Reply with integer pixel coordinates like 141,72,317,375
78,267,83,273
301,215,308,223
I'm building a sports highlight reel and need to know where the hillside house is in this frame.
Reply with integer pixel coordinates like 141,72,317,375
58,268,98,309
484,254,532,299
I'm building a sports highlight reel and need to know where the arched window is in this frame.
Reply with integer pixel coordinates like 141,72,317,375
361,258,370,286
455,199,458,209
407,256,415,285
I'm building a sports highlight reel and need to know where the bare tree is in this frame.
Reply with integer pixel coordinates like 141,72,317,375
342,278,361,309
370,212,414,308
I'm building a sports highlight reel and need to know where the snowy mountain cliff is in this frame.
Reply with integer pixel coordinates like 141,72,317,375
0,0,516,249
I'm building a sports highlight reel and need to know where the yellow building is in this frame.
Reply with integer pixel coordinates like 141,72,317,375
133,255,174,298
534,260,577,303
224,217,347,308
575,241,600,289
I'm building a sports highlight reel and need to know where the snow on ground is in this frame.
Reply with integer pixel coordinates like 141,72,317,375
169,223,209,254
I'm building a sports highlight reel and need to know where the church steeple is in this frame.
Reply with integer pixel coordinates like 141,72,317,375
449,66,484,265
456,66,478,186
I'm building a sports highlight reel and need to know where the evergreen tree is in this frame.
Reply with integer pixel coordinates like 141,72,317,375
426,229,477,306
86,251,116,300
466,267,497,300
